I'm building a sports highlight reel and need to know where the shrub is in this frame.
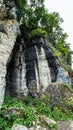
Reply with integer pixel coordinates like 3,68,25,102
28,28,48,39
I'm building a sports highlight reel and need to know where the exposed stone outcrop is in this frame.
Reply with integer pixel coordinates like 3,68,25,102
11,119,73,130
0,0,72,108
6,37,58,98
0,20,20,108
0,1,73,130
45,82,73,108
11,124,29,130
57,66,71,86
6,35,72,99
58,121,73,130
11,115,57,130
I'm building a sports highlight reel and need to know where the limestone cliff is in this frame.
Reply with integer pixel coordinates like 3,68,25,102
0,1,72,108
0,1,20,107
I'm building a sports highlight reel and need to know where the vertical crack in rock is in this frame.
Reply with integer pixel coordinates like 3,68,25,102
25,46,38,97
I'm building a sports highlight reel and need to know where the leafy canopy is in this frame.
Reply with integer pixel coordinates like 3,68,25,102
15,0,72,66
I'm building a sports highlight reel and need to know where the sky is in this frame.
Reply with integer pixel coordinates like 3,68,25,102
45,0,73,50
45,0,73,67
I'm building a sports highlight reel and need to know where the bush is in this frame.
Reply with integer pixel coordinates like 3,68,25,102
28,28,48,39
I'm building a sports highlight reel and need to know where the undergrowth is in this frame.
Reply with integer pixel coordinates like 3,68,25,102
0,95,73,130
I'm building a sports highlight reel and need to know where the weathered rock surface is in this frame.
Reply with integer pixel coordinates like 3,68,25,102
0,19,20,107
58,121,73,130
11,115,56,130
45,82,73,108
11,124,48,130
29,126,48,130
11,124,29,130
6,37,58,98
39,115,56,125
57,66,71,86
11,120,73,130
0,0,72,108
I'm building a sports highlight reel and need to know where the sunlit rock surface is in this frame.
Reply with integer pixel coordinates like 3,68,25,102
45,82,73,108
0,20,20,107
0,0,72,108
6,38,58,98
57,66,71,86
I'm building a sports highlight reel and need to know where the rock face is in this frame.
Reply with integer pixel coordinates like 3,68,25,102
6,36,72,99
0,20,20,107
0,1,72,107
6,38,58,98
57,66,71,86
58,121,73,130
11,124,29,130
45,82,73,108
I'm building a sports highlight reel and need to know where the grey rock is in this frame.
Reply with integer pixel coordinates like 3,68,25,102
11,124,29,130
7,6,18,19
0,20,20,107
6,37,58,98
46,82,73,107
57,66,71,86
29,126,47,130
0,0,3,7
58,121,73,130
5,107,24,117
39,115,56,125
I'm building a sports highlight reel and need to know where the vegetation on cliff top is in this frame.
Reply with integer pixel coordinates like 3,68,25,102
14,0,73,66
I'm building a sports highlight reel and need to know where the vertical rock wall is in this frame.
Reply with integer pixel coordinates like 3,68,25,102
0,20,20,108
6,38,58,98
57,66,71,85
0,1,72,107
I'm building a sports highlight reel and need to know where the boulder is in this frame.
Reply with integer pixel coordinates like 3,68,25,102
45,82,73,108
58,121,73,130
57,66,71,86
29,126,47,130
11,124,29,130
39,115,56,125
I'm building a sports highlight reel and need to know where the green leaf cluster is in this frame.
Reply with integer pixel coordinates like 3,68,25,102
28,28,48,39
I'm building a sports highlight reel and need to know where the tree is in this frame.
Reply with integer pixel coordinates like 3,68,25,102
15,0,72,66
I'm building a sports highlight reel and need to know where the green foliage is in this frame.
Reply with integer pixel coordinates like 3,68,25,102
56,33,72,65
15,0,72,66
49,123,58,130
0,95,37,129
62,83,73,93
1,95,73,129
15,0,27,13
23,106,36,126
2,95,25,109
37,102,52,118
28,28,48,39
52,106,73,121
1,86,73,129
14,106,36,126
